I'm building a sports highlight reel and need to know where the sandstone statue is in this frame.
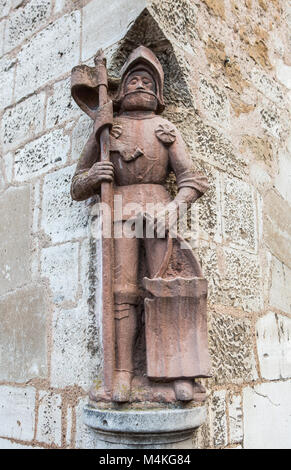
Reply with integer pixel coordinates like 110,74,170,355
70,46,211,405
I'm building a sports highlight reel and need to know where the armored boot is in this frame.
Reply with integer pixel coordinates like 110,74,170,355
174,379,194,401
112,304,137,402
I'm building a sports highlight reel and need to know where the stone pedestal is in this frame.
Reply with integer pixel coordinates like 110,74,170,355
83,404,206,449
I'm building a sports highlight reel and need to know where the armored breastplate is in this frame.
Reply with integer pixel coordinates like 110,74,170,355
109,116,171,186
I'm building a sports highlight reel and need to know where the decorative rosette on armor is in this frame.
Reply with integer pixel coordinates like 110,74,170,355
155,123,176,145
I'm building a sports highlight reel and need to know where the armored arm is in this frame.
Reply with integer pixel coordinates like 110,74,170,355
70,132,114,201
168,127,209,208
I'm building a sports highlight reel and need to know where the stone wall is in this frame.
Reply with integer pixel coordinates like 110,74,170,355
0,0,290,449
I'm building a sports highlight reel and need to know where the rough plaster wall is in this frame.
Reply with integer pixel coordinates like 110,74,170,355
0,0,290,449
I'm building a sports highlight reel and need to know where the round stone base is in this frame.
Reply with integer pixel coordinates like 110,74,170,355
83,404,206,449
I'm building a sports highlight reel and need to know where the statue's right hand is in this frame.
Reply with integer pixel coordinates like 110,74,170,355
88,161,114,185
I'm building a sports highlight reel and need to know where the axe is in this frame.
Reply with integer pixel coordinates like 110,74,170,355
71,50,115,396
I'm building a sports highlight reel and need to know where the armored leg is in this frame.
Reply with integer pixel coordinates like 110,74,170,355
112,230,139,402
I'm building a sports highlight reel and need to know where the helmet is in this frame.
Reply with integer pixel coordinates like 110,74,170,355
114,46,165,114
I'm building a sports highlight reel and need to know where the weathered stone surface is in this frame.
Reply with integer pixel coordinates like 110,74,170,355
0,386,35,440
0,165,4,192
251,68,284,105
209,390,227,448
41,242,79,304
243,381,291,449
36,391,62,446
0,185,30,296
240,135,274,169
50,301,100,388
221,248,262,312
14,129,69,182
0,285,47,382
3,0,51,54
71,114,92,161
0,55,15,109
209,312,257,385
15,11,80,101
260,103,282,139
1,92,45,151
229,394,243,444
274,148,291,204
276,59,291,89
41,165,89,244
199,78,229,125
75,397,101,449
199,245,262,312
65,406,73,447
0,19,5,55
249,162,272,193
256,312,291,380
193,119,247,177
0,0,10,19
3,152,14,183
270,256,291,314
263,190,291,268
82,0,147,61
46,77,81,129
222,175,257,252
193,163,221,242
149,0,198,48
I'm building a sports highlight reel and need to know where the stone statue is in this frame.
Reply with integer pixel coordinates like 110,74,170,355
70,46,211,406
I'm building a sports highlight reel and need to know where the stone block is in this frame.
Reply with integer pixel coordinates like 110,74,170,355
50,301,101,389
209,390,227,448
194,162,222,242
75,397,101,449
0,185,30,296
251,68,284,105
222,175,257,252
41,242,79,304
3,0,51,54
208,312,257,385
260,104,282,139
0,55,16,109
270,256,291,314
276,59,291,89
46,77,81,129
36,391,62,446
263,190,291,268
199,78,229,125
1,92,45,151
221,248,262,312
274,148,291,204
41,165,89,244
0,165,4,191
0,386,35,440
229,394,243,444
14,129,69,182
65,406,73,447
15,11,80,101
256,312,291,380
243,381,291,449
3,152,14,183
71,114,93,161
0,285,48,382
199,245,262,312
0,0,10,19
193,119,247,178
0,19,5,55
82,0,146,61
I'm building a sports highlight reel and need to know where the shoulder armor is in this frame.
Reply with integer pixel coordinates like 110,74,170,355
155,123,176,145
